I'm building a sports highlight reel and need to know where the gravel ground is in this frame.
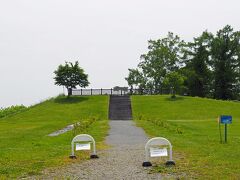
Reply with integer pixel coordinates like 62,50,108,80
29,120,174,180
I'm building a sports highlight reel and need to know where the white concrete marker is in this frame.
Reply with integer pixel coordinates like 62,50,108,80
142,137,175,167
69,134,99,159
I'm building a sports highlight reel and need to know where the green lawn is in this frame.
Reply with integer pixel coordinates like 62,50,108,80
0,95,109,178
132,95,240,179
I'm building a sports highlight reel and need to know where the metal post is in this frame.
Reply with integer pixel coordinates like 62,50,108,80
169,145,173,161
225,124,227,143
111,88,112,95
81,89,82,96
219,120,222,143
71,141,75,156
121,90,122,96
91,89,92,95
101,88,102,95
130,88,133,95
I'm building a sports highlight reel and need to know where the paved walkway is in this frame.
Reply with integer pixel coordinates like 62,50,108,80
32,121,165,179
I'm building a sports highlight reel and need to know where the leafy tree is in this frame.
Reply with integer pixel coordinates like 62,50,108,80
163,71,185,98
54,61,89,96
139,32,185,93
126,26,240,99
125,68,146,90
210,25,240,100
183,32,212,97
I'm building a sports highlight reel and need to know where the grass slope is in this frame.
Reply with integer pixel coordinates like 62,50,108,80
132,95,240,179
0,95,109,178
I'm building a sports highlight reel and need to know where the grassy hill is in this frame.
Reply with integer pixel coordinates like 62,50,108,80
132,95,240,179
3,94,240,178
0,95,109,178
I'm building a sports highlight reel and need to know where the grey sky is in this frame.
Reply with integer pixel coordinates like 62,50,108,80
1,0,240,107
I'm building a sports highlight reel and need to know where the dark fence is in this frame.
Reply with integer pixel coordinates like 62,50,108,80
72,88,172,96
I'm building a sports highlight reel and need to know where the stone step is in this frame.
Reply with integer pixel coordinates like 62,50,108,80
109,95,132,120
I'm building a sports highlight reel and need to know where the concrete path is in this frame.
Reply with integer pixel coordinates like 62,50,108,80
31,121,165,179
106,120,148,145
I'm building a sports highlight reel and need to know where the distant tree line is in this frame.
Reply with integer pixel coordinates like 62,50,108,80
125,25,240,100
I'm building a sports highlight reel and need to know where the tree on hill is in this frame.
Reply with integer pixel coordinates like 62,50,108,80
126,25,240,100
139,32,185,93
125,32,185,94
183,31,212,97
210,25,240,100
125,68,146,90
54,61,89,96
163,71,184,98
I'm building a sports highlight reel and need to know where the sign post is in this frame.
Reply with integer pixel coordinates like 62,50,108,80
225,124,227,143
69,134,99,159
142,137,175,167
219,115,232,143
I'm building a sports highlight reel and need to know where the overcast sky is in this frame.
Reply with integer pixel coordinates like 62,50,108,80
1,0,240,107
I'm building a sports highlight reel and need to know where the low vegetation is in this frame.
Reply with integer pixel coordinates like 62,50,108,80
0,105,27,118
132,95,240,179
0,95,109,178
